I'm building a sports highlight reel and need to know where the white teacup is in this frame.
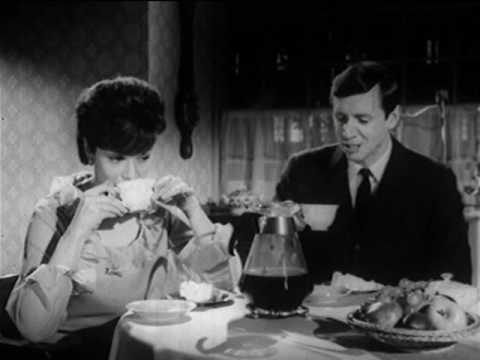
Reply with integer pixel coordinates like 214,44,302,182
117,178,156,212
300,204,339,231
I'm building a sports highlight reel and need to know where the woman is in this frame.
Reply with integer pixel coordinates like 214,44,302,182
6,77,241,347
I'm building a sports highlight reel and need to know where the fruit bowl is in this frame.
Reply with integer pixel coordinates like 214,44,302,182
347,310,480,352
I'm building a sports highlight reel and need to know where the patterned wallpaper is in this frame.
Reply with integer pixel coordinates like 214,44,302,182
0,2,227,274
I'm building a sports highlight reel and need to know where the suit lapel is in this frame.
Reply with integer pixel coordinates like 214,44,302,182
326,146,353,218
375,136,409,198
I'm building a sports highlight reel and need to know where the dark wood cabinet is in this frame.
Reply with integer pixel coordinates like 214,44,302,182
226,3,480,108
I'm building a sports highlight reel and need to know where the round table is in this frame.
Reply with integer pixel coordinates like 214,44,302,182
109,293,480,360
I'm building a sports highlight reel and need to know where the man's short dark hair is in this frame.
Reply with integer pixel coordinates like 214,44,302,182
330,61,400,117
75,76,166,165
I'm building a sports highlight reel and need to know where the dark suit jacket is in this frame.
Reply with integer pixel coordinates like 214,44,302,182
276,137,472,285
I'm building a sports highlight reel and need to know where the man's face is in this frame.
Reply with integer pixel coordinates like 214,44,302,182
332,85,398,167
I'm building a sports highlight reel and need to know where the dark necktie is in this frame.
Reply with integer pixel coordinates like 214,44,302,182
353,168,372,236
351,168,372,272
355,168,372,213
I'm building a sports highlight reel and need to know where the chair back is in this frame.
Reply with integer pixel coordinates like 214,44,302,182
0,274,21,339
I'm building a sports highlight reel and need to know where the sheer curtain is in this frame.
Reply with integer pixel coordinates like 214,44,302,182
220,109,336,200
219,105,480,203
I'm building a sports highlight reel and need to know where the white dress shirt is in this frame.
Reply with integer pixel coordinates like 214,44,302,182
348,138,393,207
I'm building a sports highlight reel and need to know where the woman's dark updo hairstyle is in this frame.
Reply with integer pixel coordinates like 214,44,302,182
76,76,166,165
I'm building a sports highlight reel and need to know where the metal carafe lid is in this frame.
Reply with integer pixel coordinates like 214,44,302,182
260,216,296,236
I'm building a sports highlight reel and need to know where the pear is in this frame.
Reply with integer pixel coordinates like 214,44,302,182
365,301,403,328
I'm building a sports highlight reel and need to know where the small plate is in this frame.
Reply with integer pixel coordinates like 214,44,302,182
303,285,352,306
126,299,196,322
304,283,381,308
347,310,480,352
174,289,234,307
196,290,234,307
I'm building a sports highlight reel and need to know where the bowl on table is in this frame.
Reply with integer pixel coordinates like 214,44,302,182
346,277,480,352
347,309,480,352
126,299,196,323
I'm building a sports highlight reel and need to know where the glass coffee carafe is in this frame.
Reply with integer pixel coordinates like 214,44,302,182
239,215,313,316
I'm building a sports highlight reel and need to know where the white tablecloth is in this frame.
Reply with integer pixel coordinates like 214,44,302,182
109,293,480,360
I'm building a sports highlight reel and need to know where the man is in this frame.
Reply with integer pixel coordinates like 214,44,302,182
276,61,471,285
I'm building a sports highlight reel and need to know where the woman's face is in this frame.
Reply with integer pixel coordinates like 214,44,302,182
93,147,155,185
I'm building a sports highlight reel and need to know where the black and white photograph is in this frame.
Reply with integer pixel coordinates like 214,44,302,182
1,2,480,359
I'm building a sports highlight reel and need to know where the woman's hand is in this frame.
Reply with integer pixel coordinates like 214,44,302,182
71,182,128,236
153,175,199,216
49,182,128,270
154,176,216,239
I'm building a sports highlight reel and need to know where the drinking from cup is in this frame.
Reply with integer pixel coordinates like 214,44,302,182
117,178,156,212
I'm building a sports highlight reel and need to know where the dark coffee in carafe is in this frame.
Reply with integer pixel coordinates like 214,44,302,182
240,215,312,313
240,266,312,311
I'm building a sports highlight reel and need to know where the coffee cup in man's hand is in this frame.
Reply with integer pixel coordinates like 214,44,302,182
300,204,339,231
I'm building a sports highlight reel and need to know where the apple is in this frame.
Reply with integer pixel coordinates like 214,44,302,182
406,312,432,330
405,305,432,330
365,301,403,328
377,286,403,303
406,290,424,307
427,296,468,331
401,289,428,316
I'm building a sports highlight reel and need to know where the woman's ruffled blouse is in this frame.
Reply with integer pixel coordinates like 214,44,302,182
6,172,241,342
